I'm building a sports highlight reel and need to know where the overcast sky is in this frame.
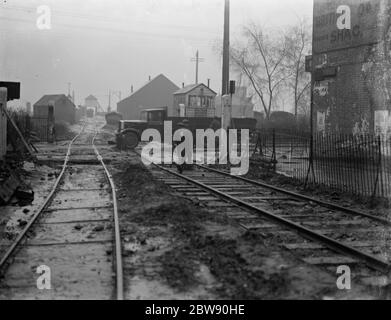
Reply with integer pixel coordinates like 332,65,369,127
0,0,313,110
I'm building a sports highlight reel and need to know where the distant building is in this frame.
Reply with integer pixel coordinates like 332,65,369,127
215,86,254,118
173,83,216,118
33,94,76,124
85,94,100,114
117,74,179,120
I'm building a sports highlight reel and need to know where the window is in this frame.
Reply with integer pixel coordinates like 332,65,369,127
189,95,213,108
148,111,164,122
141,111,148,121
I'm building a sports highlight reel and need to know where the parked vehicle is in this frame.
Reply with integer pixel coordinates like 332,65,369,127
116,108,257,149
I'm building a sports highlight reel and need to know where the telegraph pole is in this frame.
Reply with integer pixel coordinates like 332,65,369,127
191,50,204,84
221,0,230,95
220,0,230,163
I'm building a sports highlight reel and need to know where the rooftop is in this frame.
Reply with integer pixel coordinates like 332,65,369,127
34,94,71,106
174,83,216,95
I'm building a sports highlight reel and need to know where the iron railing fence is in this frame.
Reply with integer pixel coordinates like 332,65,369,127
251,129,391,199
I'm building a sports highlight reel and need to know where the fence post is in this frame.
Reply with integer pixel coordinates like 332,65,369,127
372,135,382,199
305,130,314,187
272,128,276,172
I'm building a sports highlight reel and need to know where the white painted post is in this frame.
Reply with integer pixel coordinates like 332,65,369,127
220,94,231,162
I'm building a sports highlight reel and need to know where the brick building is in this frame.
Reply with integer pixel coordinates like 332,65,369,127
312,0,391,136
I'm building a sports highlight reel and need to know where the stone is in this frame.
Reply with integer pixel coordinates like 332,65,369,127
93,225,104,232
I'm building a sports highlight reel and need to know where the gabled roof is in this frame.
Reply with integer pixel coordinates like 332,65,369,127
34,94,72,106
119,74,179,104
85,94,98,101
174,83,217,95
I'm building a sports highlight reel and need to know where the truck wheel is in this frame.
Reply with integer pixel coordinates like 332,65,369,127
122,131,139,149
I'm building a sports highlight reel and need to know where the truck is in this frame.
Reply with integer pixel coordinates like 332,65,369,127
116,107,257,150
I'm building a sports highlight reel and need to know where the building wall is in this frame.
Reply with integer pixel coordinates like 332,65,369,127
312,0,390,135
0,90,7,160
34,98,75,124
55,98,76,124
85,99,99,110
313,46,372,134
117,75,179,120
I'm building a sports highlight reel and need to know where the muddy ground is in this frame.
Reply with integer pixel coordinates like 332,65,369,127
95,122,383,300
0,162,59,257
100,145,359,300
0,120,384,299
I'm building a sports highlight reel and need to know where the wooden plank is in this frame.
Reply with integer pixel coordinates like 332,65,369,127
284,243,326,250
240,196,296,201
285,241,387,251
303,256,357,266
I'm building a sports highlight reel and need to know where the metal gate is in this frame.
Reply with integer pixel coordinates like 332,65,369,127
31,117,49,141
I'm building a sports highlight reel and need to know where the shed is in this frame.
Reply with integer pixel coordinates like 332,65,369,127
33,94,76,124
117,74,179,120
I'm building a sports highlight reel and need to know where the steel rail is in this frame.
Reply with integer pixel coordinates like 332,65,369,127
92,126,124,301
146,160,390,273
195,164,391,226
0,123,86,270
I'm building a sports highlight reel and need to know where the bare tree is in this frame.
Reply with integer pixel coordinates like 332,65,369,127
231,24,289,119
283,18,312,119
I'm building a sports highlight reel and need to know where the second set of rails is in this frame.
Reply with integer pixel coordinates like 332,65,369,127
135,146,391,280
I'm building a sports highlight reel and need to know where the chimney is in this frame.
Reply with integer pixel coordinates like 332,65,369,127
207,79,210,88
131,85,133,93
149,75,151,81
182,82,185,88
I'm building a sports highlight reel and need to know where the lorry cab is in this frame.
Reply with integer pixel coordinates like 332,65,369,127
118,120,147,132
116,108,168,150
140,108,167,123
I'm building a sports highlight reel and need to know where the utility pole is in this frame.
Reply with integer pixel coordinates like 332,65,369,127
67,82,71,96
191,50,204,84
219,0,230,163
222,0,230,96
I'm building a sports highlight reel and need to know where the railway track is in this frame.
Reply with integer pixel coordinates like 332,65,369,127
137,149,390,284
0,120,123,299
